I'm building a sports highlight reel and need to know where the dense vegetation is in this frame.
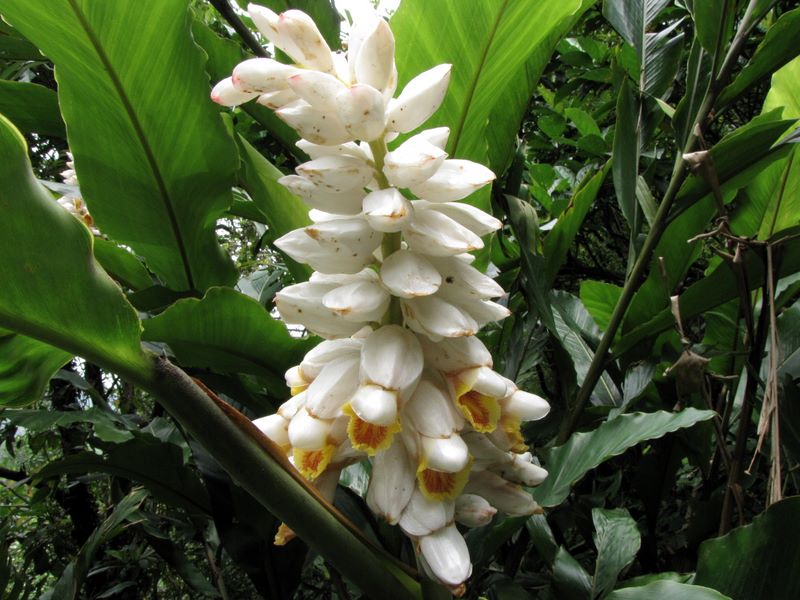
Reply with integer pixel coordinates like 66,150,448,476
0,0,799,598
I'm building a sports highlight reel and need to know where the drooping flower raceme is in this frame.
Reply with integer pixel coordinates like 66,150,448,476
213,5,550,592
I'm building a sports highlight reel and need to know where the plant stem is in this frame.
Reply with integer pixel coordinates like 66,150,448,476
208,0,269,58
556,0,764,444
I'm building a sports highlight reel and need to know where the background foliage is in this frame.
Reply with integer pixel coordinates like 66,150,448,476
0,0,799,598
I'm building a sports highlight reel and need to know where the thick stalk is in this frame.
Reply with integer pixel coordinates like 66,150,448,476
557,0,764,444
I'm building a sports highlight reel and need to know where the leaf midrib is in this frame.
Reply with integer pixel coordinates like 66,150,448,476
66,0,196,291
450,0,510,157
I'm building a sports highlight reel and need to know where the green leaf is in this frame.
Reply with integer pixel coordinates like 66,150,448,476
141,286,315,382
0,114,148,380
93,238,152,291
0,80,65,138
544,162,611,286
717,8,800,108
0,331,71,407
612,78,641,234
606,581,731,600
526,513,559,565
42,489,148,600
691,0,734,55
2,407,134,443
2,0,238,292
603,0,671,59
580,280,622,333
553,546,593,600
694,496,800,600
592,508,641,598
673,39,712,147
731,57,800,240
391,0,593,180
36,437,212,518
565,107,602,136
234,134,312,282
533,408,715,507
551,291,620,407
143,531,220,597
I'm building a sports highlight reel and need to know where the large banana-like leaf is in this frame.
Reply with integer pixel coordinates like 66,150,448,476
1,0,237,293
391,0,594,183
0,114,148,379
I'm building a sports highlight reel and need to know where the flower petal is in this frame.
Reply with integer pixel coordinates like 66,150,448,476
383,138,447,188
349,384,398,426
360,325,424,392
402,295,478,340
465,470,541,516
404,208,483,256
276,100,352,145
367,440,415,524
409,159,496,202
398,488,454,537
343,404,401,455
300,337,363,380
455,494,496,528
323,279,390,322
418,200,502,236
279,175,365,215
420,434,469,473
287,407,332,450
502,389,551,421
420,335,493,373
296,156,374,191
363,188,412,232
380,249,441,298
428,256,505,299
336,84,387,142
305,356,360,418
211,77,259,107
386,64,452,133
232,57,299,93
354,18,395,92
287,70,347,112
256,88,298,109
253,413,289,449
418,524,472,588
275,10,334,72
295,140,370,161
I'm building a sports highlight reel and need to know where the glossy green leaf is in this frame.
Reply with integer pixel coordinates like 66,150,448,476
37,437,212,518
553,546,592,600
0,80,65,138
551,291,620,407
692,0,733,55
391,0,593,180
603,0,670,59
592,508,641,598
2,0,238,293
527,513,559,565
0,331,71,407
0,21,41,60
606,581,731,600
41,489,148,600
142,286,314,383
673,39,712,147
0,114,148,379
717,8,800,108
731,57,800,240
93,238,152,291
694,496,800,600
612,77,640,233
544,162,611,286
533,408,715,507
580,280,622,333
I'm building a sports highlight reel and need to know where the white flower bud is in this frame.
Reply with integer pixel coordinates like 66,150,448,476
276,100,351,145
404,208,483,256
402,295,478,340
349,384,398,426
417,200,502,236
354,18,395,92
287,71,347,112
296,156,374,191
305,356,360,418
210,77,259,106
360,325,424,392
455,494,496,527
420,434,470,473
410,159,496,202
502,389,550,422
232,58,299,93
336,84,387,142
386,64,452,133
418,524,472,587
367,440,415,524
279,175,365,215
383,137,447,188
253,413,290,447
399,488,454,537
287,408,332,450
363,188,412,232
380,249,441,298
323,278,390,323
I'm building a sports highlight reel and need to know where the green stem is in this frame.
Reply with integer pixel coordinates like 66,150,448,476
556,0,764,444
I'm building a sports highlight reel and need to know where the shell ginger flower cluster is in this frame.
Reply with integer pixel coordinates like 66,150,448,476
212,5,550,592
